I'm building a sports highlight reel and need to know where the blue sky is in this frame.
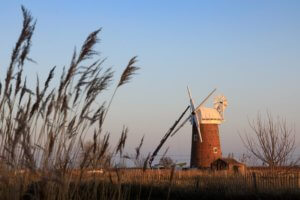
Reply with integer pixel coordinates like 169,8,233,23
1,1,300,163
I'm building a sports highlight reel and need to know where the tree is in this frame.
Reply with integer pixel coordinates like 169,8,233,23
159,156,174,168
241,112,298,167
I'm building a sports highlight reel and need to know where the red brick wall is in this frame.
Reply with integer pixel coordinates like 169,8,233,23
190,124,222,168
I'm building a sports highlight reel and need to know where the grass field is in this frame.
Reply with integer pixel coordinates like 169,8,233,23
1,168,300,199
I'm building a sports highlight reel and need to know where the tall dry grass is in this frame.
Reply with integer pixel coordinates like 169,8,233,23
0,6,144,199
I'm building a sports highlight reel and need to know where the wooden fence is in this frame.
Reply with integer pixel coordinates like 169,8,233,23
246,172,300,191
197,171,300,192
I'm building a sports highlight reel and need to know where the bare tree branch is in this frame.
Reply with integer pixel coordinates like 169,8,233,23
240,112,298,167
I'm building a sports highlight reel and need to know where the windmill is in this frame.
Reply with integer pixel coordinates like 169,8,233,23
214,95,228,119
149,87,228,168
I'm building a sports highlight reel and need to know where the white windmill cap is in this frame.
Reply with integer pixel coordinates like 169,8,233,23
197,107,223,124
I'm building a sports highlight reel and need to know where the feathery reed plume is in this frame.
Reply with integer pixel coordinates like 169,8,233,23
115,126,128,156
4,6,35,97
85,68,113,102
103,56,139,120
46,95,54,118
39,89,54,117
135,135,144,160
77,29,101,63
18,78,26,105
43,66,55,94
90,103,105,126
15,69,23,96
73,59,102,105
58,50,76,98
59,29,101,101
117,56,139,87
58,66,66,94
18,6,36,67
29,75,41,119
61,94,69,119
79,69,113,123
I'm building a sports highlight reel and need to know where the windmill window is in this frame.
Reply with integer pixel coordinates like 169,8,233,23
193,134,198,141
213,147,218,154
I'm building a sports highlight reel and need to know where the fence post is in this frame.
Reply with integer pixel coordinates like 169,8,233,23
298,172,300,189
252,172,258,193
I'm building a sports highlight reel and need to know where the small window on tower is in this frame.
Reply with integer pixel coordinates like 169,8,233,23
213,147,218,154
193,134,198,141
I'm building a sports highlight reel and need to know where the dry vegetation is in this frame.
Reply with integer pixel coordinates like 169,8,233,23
1,6,300,200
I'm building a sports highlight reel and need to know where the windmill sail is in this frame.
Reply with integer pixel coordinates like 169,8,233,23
187,86,202,142
171,115,191,136
171,88,216,137
148,105,190,167
194,88,217,112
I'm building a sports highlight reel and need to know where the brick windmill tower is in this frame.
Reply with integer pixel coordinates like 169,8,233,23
189,91,228,168
149,88,228,168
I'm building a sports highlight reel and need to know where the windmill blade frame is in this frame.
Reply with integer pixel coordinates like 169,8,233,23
170,115,191,137
187,86,202,142
171,88,217,138
194,88,217,112
149,105,190,167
